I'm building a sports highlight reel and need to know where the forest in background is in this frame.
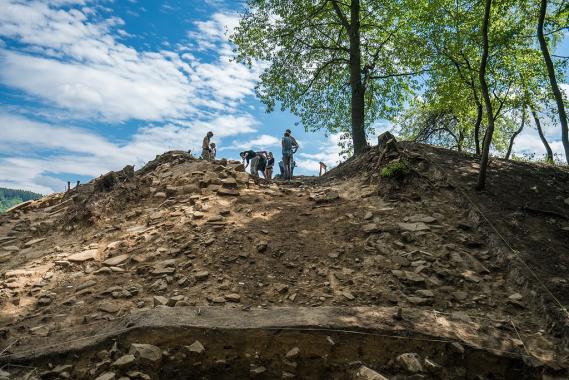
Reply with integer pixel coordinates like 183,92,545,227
0,188,42,212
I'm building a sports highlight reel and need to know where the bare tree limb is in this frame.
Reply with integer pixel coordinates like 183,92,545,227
368,68,435,80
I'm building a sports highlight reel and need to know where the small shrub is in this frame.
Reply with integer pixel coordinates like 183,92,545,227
380,160,410,179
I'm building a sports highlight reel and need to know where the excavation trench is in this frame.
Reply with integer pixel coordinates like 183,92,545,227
1,307,561,379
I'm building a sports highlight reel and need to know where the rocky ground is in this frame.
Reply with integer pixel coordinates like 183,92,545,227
0,140,567,379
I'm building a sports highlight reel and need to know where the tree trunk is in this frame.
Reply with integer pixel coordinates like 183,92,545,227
531,106,554,163
476,0,494,191
474,99,483,155
505,107,526,160
537,0,569,164
458,130,464,152
349,0,367,155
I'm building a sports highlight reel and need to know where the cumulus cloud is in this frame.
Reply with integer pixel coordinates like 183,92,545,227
0,1,269,192
0,113,118,156
0,112,260,193
225,134,280,151
296,134,343,172
511,129,566,159
0,1,259,122
0,50,195,122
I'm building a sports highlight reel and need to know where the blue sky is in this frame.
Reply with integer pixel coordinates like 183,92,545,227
0,0,567,194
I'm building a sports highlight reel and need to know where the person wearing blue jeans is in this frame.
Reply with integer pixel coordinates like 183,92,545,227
278,160,295,178
282,131,297,180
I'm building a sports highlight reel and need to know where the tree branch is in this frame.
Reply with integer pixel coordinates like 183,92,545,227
298,58,348,99
291,35,349,53
492,82,512,121
331,0,350,30
368,68,435,80
365,27,399,75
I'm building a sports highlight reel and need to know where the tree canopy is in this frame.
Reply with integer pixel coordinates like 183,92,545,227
232,0,426,154
233,0,569,188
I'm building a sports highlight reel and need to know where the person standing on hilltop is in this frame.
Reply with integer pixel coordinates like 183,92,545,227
286,129,299,151
255,152,269,178
201,131,214,160
209,142,217,159
282,131,295,180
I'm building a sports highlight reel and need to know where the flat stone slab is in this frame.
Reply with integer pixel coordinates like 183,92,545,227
24,238,46,247
103,254,129,266
217,188,239,196
67,249,98,262
398,222,430,232
125,226,147,233
4,269,36,278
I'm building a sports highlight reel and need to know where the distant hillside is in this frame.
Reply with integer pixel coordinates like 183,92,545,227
0,187,42,212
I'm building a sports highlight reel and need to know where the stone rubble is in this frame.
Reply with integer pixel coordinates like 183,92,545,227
0,150,565,378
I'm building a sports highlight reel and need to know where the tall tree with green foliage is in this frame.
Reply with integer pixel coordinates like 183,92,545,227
537,0,569,163
408,0,563,188
476,0,495,190
232,0,423,155
411,0,485,154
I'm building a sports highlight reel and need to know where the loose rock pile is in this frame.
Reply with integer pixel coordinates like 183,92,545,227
0,149,567,378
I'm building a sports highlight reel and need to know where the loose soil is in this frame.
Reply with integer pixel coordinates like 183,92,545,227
0,143,567,379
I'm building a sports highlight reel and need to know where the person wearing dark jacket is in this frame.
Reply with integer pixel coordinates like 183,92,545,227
265,152,275,179
240,150,268,177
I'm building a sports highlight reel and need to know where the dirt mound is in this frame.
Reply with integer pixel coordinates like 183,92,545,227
0,145,568,379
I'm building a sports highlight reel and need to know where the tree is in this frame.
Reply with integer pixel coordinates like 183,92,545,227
0,188,42,212
537,0,569,164
530,105,555,163
409,0,560,187
476,0,495,190
232,0,423,155
504,107,526,160
396,102,469,151
411,0,526,159
418,0,485,155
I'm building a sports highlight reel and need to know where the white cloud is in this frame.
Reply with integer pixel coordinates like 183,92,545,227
226,134,280,151
0,50,196,121
188,12,240,52
0,1,260,122
0,1,270,192
511,129,566,159
0,112,260,193
0,113,119,156
296,134,343,172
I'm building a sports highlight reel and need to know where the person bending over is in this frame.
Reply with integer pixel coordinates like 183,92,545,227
240,150,268,177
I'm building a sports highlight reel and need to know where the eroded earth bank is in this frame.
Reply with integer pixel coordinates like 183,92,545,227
0,138,568,379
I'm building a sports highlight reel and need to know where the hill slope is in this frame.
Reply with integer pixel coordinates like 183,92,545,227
0,143,567,379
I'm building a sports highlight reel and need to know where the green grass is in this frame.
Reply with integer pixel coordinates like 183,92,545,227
380,160,410,179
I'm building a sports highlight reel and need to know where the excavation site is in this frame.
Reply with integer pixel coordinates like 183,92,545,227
0,138,568,379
